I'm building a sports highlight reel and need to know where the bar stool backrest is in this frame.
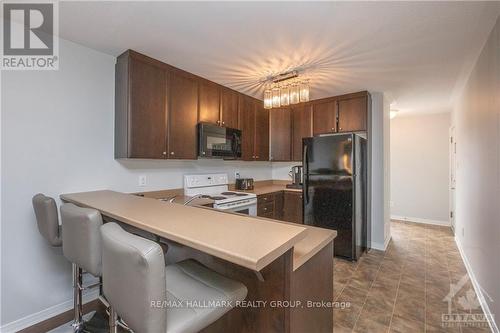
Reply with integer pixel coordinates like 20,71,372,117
61,203,103,277
101,222,167,333
32,194,62,247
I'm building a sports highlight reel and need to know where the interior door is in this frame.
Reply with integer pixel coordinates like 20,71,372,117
168,71,198,159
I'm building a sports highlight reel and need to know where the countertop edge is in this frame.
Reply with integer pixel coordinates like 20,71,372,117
60,191,308,272
293,231,336,271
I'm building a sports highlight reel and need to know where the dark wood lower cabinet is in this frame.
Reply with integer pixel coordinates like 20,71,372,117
283,191,303,224
258,191,302,223
274,191,284,220
163,241,334,333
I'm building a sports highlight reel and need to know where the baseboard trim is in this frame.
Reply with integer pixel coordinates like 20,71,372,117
0,289,99,333
391,215,450,226
454,236,499,333
371,234,391,251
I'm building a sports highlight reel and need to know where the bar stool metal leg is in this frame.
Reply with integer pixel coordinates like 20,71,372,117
71,263,84,332
109,307,118,333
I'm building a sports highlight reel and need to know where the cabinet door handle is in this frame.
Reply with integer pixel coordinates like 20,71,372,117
170,152,175,155
256,156,259,159
216,120,220,124
222,121,225,125
339,127,342,131
331,128,335,131
162,152,167,155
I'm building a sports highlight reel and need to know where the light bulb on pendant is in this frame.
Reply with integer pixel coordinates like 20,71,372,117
280,85,290,106
299,80,310,102
264,88,272,109
290,82,300,104
272,87,281,108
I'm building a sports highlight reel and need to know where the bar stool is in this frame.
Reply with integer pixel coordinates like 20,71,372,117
32,194,62,246
101,222,248,333
61,203,104,332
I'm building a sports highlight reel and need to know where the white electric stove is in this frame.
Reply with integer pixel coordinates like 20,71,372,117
184,174,257,215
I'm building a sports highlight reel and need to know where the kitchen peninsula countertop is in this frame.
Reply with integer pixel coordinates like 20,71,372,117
61,189,335,271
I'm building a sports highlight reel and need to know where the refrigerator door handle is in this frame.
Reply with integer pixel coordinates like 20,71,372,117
303,144,309,204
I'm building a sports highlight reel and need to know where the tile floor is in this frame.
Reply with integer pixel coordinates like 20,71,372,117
333,220,491,333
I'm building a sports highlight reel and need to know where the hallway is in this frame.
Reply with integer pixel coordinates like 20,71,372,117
333,220,490,332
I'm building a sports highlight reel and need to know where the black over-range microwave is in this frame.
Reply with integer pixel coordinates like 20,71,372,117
198,123,242,159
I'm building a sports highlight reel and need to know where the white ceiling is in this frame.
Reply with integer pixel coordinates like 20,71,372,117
59,1,500,114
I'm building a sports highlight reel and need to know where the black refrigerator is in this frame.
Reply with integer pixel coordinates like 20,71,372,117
303,133,369,261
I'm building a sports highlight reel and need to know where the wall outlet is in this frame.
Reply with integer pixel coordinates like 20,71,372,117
138,175,147,187
235,172,240,179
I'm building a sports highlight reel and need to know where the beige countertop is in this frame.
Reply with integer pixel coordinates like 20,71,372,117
229,180,302,195
135,180,335,270
61,190,309,272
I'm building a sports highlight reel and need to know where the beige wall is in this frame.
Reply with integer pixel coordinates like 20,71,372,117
390,112,450,224
452,14,500,331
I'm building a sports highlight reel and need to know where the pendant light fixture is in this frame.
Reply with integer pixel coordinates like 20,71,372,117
263,70,310,109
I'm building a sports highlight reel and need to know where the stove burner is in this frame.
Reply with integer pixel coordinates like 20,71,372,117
209,196,227,200
220,191,249,197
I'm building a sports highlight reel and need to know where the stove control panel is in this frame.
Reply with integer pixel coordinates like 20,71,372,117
184,173,228,189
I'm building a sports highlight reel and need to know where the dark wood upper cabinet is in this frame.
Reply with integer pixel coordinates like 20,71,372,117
115,52,167,159
220,88,240,129
240,96,255,161
254,104,270,161
198,81,220,125
269,108,292,161
313,101,337,135
292,105,312,161
168,71,198,159
240,97,269,161
116,50,369,161
337,95,368,132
